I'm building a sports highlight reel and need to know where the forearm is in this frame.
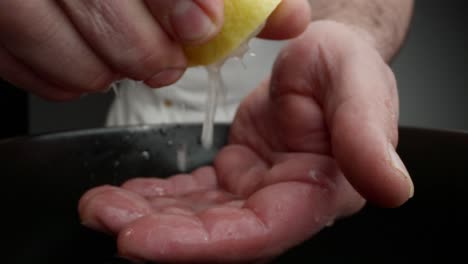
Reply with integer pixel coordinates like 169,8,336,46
308,0,414,62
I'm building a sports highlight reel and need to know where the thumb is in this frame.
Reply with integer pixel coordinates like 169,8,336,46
144,0,224,44
270,21,414,207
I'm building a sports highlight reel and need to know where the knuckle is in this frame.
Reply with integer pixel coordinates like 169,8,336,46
114,43,186,81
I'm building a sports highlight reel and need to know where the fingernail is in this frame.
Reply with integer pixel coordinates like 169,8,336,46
145,69,185,88
388,144,414,198
171,0,217,42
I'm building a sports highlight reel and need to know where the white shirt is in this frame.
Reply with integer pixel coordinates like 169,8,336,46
105,39,286,126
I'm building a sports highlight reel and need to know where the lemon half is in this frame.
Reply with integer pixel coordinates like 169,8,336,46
183,0,282,66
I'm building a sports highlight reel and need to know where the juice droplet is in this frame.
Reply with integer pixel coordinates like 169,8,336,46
238,58,247,69
176,144,188,172
199,24,262,149
201,65,222,149
112,84,120,98
103,81,121,98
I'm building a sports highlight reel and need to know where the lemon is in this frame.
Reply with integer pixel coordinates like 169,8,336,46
183,0,282,66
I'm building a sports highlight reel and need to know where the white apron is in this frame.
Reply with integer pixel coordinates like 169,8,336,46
105,39,286,126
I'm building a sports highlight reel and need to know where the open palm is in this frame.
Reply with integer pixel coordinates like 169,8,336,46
79,22,413,263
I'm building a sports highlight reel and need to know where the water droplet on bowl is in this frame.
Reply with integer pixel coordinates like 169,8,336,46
159,128,168,136
141,150,151,160
122,134,131,143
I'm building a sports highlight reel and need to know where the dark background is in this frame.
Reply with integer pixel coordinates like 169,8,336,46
1,0,467,137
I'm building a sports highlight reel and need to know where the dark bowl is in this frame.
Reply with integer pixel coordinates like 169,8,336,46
0,124,466,264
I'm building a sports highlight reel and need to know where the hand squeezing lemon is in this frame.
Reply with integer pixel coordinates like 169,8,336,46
181,0,282,148
183,0,282,66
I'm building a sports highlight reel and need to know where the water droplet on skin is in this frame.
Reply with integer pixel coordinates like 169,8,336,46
123,228,135,238
314,216,321,223
141,151,151,160
309,170,318,181
151,186,166,196
275,204,283,213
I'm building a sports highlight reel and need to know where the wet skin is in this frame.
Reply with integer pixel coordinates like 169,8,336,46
79,22,413,263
